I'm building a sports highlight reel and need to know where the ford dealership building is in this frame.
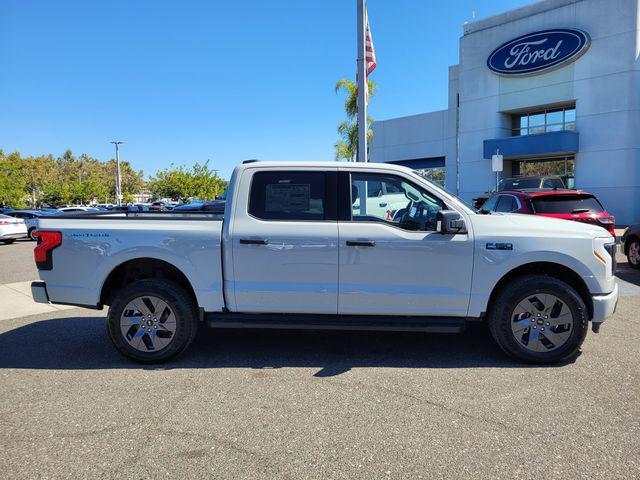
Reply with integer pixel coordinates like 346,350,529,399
370,0,640,224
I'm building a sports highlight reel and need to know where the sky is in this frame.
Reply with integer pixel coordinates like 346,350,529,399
1,0,534,180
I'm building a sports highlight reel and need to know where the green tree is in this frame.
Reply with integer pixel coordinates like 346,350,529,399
334,78,376,161
0,151,27,208
21,154,56,207
149,161,227,201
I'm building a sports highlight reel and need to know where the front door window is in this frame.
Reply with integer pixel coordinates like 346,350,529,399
350,173,445,231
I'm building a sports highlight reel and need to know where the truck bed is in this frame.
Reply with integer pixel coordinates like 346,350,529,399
36,212,225,311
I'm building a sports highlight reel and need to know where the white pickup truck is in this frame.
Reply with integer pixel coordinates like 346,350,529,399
31,161,618,364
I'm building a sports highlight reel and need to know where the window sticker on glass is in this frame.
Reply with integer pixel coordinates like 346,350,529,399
265,183,311,212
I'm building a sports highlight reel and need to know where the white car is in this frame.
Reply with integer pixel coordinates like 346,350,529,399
57,206,101,213
352,177,408,220
31,161,618,364
0,214,27,244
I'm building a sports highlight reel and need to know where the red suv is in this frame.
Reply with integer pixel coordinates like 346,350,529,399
480,189,615,236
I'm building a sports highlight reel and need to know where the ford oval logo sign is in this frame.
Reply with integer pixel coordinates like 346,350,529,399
487,28,590,76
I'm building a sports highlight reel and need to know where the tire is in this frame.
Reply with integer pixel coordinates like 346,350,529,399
107,279,198,363
1,239,15,245
626,237,640,270
28,228,37,241
487,274,589,364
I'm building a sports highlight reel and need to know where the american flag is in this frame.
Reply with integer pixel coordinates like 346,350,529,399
358,7,376,105
365,9,376,76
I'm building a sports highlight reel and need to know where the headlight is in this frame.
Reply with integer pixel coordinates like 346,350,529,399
594,237,616,275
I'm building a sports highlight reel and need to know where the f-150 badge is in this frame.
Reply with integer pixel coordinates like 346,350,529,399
486,242,513,251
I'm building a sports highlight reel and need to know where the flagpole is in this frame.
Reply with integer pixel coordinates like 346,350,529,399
356,0,367,162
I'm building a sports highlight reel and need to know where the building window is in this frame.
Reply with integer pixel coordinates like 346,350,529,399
387,158,446,186
511,155,575,188
512,106,576,136
414,167,446,186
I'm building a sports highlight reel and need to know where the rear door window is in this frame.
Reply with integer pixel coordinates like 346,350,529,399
542,178,564,189
249,171,328,221
366,181,383,198
531,195,604,214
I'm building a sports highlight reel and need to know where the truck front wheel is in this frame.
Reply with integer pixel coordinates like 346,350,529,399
488,275,589,364
107,279,198,363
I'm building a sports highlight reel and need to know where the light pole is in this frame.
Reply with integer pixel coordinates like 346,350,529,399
110,141,123,206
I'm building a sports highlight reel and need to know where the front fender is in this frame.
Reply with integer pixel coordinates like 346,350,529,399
468,248,599,317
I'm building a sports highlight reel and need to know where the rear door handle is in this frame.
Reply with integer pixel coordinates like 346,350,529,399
346,240,376,247
239,238,269,245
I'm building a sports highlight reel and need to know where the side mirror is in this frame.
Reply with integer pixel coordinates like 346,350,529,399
436,210,467,235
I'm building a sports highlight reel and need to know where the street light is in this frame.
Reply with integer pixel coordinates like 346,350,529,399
110,141,123,206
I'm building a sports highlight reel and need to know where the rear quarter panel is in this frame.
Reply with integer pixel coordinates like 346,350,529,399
37,217,224,311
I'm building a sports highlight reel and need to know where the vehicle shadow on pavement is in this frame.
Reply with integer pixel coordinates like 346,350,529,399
616,265,640,287
0,316,578,374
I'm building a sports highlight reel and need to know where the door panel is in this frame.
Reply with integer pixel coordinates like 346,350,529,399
338,223,473,316
232,224,338,313
338,171,473,317
230,169,339,314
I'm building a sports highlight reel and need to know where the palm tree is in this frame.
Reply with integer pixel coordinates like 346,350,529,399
334,78,376,161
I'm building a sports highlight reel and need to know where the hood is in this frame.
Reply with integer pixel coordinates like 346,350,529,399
470,212,612,240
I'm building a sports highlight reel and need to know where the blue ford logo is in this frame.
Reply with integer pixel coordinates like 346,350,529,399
487,28,590,76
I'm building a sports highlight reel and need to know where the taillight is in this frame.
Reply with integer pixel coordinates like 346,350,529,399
599,216,616,237
34,231,62,270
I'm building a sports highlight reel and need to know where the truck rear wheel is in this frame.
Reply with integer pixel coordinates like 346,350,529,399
488,275,588,364
107,279,198,363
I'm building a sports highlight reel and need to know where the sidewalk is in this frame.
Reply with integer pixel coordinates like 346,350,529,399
0,281,75,321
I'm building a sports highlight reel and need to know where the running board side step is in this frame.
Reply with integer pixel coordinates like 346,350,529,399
204,313,469,333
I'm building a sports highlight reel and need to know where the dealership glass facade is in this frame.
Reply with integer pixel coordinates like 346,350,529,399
370,0,640,224
512,106,576,136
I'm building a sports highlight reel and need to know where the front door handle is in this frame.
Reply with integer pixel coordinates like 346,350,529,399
346,240,376,247
240,238,268,245
379,202,388,207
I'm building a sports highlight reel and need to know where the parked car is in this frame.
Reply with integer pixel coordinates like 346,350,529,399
110,205,150,212
0,214,27,244
149,201,174,212
0,206,15,214
621,225,640,269
473,175,567,209
31,161,617,365
6,209,58,240
479,189,615,236
57,206,101,213
172,200,225,213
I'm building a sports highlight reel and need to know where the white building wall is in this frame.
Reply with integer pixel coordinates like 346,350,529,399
370,110,448,163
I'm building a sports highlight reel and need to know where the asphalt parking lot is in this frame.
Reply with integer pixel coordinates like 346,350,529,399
0,239,639,479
